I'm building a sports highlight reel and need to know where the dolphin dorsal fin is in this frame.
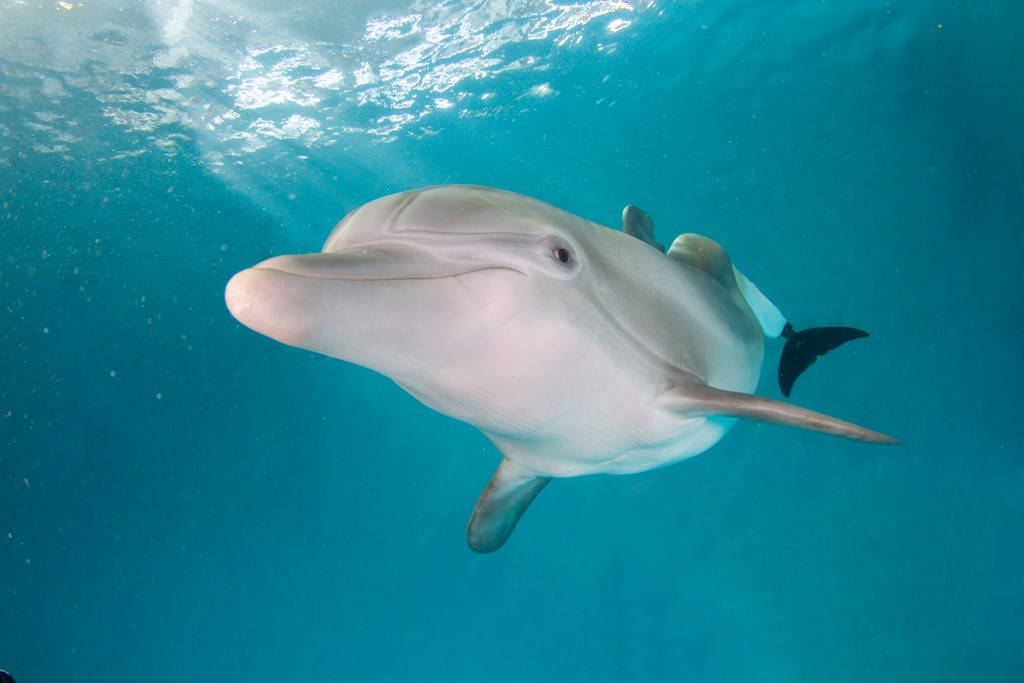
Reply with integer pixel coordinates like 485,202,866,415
467,458,551,553
622,205,665,253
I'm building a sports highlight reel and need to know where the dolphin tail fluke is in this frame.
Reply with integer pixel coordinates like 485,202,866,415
467,458,551,553
778,323,869,397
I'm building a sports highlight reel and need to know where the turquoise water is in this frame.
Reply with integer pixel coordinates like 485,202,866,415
2,1,1022,680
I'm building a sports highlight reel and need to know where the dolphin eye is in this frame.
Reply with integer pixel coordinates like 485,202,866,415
552,247,572,264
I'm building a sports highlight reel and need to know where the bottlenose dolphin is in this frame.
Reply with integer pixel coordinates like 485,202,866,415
226,185,897,553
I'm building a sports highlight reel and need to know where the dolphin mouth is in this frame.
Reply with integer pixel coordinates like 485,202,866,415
250,244,523,282
224,243,523,351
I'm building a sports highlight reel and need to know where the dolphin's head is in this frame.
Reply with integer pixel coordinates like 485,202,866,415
225,186,640,427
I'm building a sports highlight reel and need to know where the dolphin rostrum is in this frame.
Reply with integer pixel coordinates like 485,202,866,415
225,185,897,553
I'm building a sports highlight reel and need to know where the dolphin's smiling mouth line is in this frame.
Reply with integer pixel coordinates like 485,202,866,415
250,246,527,283
253,263,525,282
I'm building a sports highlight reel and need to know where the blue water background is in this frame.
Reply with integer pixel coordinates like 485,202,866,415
1,1,1022,680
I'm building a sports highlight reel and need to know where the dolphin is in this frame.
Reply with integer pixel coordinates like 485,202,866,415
225,185,897,553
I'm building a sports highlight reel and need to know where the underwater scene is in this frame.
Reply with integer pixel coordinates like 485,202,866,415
1,0,1022,681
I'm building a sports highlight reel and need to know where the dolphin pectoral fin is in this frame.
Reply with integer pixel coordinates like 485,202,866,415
778,324,869,397
622,205,665,253
666,380,899,445
467,458,551,553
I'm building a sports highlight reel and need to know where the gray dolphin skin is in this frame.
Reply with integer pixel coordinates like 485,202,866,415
225,185,897,553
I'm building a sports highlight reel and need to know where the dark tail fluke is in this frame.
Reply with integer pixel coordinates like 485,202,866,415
778,323,869,397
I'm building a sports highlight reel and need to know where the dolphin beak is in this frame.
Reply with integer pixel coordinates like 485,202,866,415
226,247,446,341
224,245,519,363
248,245,481,282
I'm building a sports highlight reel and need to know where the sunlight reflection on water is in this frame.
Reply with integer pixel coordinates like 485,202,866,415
0,0,646,161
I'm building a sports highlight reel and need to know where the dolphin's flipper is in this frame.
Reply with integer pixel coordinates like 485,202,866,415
622,205,665,253
467,458,551,553
778,324,869,397
665,378,899,444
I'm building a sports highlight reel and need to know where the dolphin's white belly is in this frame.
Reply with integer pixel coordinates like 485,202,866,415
394,297,756,477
